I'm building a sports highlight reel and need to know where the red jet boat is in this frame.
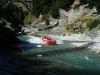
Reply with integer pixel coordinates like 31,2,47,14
42,36,56,45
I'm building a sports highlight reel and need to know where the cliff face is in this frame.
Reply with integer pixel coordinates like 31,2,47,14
71,0,80,8
0,20,20,47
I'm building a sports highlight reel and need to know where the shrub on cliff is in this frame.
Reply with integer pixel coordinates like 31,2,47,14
45,19,50,25
24,12,32,25
87,19,100,30
66,16,100,33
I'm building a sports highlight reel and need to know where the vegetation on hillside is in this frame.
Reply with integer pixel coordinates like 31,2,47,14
1,0,100,32
66,17,100,33
24,12,32,25
0,0,28,32
31,0,74,18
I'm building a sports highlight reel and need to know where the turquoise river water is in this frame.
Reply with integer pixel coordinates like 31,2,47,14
1,35,100,75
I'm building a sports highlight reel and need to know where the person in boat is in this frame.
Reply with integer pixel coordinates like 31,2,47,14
42,36,56,45
44,36,51,40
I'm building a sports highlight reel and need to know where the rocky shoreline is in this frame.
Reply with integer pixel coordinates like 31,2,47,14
21,23,100,53
21,4,100,37
1,4,100,52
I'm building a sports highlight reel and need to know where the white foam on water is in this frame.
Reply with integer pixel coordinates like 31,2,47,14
85,56,89,60
16,35,64,49
37,55,42,57
18,34,100,53
26,36,44,44
14,42,42,48
15,35,43,48
26,35,64,45
56,39,64,44
25,34,100,53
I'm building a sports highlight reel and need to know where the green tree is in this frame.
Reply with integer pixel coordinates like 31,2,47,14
45,18,50,25
24,12,32,25
31,0,73,18
49,3,59,18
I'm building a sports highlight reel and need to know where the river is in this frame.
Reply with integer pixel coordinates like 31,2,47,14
0,35,100,75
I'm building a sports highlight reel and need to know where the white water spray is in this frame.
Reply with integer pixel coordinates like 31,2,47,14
16,35,64,48
26,35,64,45
26,36,44,44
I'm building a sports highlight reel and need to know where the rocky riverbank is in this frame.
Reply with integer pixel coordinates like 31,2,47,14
1,3,100,52
22,3,100,36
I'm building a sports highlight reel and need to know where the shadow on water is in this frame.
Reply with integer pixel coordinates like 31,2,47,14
18,48,100,74
0,47,54,75
21,48,100,75
0,41,100,75
21,45,85,57
79,42,95,49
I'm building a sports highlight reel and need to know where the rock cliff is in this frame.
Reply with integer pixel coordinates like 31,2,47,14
0,20,20,47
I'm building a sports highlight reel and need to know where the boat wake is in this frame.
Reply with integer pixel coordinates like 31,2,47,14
13,41,42,48
14,35,42,48
16,34,100,53
26,35,64,45
15,35,64,48
26,36,44,44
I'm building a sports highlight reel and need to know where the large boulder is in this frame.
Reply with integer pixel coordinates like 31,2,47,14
0,20,20,47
